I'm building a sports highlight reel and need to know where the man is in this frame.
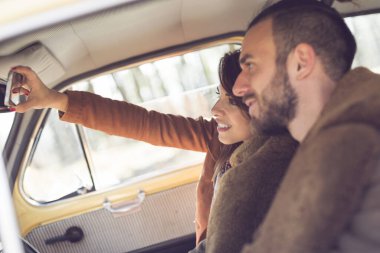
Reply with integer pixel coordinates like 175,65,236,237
233,0,380,252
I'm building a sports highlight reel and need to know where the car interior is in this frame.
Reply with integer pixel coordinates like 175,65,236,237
1,0,380,253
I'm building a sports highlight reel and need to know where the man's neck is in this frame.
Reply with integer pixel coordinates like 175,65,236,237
288,78,336,142
288,110,321,142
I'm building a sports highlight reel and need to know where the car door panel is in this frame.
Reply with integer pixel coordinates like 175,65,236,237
23,182,197,253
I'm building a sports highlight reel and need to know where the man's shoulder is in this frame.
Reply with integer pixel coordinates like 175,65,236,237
308,67,380,138
299,124,380,170
337,67,380,102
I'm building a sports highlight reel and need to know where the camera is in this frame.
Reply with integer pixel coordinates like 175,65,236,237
0,81,8,112
0,71,26,112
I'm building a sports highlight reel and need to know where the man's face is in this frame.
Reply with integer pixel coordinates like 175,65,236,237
233,19,298,135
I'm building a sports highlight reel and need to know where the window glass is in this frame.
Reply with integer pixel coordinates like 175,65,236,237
23,111,93,203
345,13,380,73
73,44,240,190
23,43,240,201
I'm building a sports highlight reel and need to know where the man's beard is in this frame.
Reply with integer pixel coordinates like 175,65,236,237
250,66,298,136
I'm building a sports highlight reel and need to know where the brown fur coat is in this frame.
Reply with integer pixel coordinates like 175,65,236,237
205,132,298,253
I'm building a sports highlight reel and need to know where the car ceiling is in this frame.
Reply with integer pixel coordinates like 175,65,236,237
0,0,379,88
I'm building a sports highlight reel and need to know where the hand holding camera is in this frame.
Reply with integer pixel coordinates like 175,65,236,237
0,66,68,113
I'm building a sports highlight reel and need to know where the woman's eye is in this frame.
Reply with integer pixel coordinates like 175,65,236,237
228,97,238,105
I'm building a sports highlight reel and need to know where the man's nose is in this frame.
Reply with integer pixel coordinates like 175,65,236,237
233,72,250,97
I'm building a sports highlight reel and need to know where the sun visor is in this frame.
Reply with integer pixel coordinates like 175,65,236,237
0,43,65,85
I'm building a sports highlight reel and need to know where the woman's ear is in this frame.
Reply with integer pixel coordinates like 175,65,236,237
291,43,316,80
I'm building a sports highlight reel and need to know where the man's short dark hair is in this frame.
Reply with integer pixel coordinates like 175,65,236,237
249,0,356,81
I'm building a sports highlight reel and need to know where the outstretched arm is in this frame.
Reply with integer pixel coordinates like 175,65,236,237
11,66,216,152
242,124,380,253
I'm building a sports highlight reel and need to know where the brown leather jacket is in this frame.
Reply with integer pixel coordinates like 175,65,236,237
60,90,222,244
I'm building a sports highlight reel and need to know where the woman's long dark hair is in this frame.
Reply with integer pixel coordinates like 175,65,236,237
219,50,248,113
213,49,250,181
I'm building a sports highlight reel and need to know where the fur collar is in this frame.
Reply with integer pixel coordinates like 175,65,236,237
305,67,380,142
229,134,268,168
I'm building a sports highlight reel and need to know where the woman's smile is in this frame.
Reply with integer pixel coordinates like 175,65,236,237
216,122,232,132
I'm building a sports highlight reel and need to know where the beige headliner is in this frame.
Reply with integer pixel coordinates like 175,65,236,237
0,0,379,87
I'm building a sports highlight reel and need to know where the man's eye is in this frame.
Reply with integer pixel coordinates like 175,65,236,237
246,63,254,72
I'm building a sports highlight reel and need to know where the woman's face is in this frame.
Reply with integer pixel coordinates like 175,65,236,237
211,85,252,145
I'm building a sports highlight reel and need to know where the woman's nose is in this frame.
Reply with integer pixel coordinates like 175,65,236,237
233,72,250,97
211,99,223,117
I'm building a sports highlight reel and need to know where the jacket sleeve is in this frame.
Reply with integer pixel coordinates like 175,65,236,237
59,90,216,152
242,124,380,253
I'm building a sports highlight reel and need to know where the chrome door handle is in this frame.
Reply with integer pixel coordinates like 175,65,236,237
103,190,145,214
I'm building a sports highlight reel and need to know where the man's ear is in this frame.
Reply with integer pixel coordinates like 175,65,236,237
291,43,316,80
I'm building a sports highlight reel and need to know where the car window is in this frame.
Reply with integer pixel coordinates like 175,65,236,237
24,111,93,202
22,43,240,203
346,13,380,73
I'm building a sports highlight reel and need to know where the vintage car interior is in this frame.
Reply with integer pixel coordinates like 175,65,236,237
1,0,380,252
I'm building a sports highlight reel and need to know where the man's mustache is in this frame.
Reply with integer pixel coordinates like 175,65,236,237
242,93,257,105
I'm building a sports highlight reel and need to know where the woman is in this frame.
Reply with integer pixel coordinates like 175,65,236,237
11,50,252,244
198,50,251,242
